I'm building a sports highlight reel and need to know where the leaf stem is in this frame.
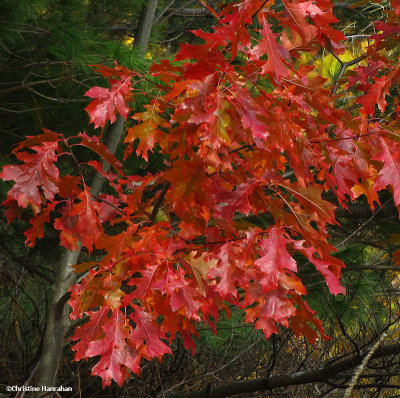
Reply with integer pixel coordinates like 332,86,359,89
150,181,171,222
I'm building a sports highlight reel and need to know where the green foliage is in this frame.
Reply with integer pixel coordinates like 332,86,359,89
0,0,149,149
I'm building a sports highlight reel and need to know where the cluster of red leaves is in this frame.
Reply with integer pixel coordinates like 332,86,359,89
2,0,400,387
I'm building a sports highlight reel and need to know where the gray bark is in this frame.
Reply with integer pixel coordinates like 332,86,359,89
35,249,80,392
34,1,158,394
34,121,123,396
90,114,125,194
135,0,159,56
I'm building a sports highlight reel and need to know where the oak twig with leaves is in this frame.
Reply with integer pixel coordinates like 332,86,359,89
2,0,400,391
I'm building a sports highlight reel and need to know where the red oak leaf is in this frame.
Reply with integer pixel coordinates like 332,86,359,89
298,244,346,295
214,179,264,222
245,289,296,339
0,141,59,210
124,103,165,161
69,270,124,319
6,0,400,388
355,65,400,116
371,21,400,44
77,132,123,173
281,0,320,44
191,0,262,59
290,295,330,344
249,15,290,81
150,59,184,83
357,76,390,116
373,137,400,205
54,189,104,251
85,76,132,128
278,182,336,226
71,306,111,361
255,228,298,293
86,309,141,387
208,242,251,301
153,266,203,321
91,62,134,78
394,250,400,265
164,157,213,230
57,175,82,198
14,129,60,151
130,305,172,358
188,93,233,147
392,0,400,15
25,201,58,246
2,198,25,223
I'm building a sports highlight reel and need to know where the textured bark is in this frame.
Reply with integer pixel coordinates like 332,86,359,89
34,2,158,394
35,249,80,393
135,0,159,55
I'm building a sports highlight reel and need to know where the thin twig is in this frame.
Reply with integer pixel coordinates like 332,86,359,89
337,198,392,248
154,0,176,24
251,0,269,19
344,331,389,398
159,0,197,25
0,76,70,95
150,182,171,222
16,362,40,398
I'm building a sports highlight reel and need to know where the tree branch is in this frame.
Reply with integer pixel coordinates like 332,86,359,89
165,343,400,398
0,76,70,95
163,7,210,17
332,54,367,94
158,0,198,25
343,262,400,271
344,331,389,398
150,182,171,222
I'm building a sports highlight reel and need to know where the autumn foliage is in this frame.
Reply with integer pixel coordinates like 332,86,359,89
2,0,400,387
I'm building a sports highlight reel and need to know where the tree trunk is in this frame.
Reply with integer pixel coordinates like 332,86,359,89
34,249,80,392
34,2,158,394
134,0,159,55
35,120,123,394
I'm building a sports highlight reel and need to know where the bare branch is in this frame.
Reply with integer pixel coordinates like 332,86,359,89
332,54,367,94
165,343,400,398
0,76,71,95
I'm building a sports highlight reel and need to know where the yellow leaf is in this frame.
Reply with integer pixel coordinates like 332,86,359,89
184,252,218,296
322,50,364,81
